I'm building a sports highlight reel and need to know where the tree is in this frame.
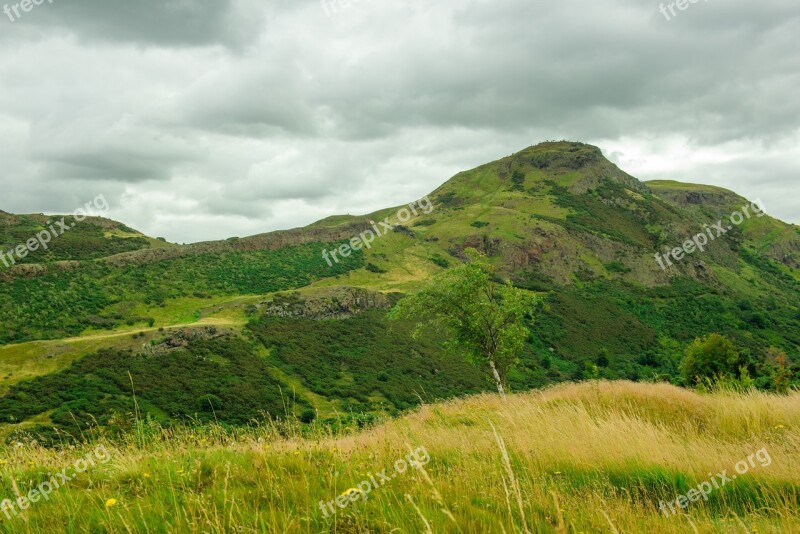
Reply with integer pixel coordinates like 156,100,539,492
765,347,792,394
679,333,746,385
388,253,540,397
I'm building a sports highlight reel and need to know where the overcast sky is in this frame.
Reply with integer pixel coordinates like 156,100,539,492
1,0,797,243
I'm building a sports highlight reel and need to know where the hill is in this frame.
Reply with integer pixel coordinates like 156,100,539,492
0,212,167,267
0,381,797,532
0,141,798,438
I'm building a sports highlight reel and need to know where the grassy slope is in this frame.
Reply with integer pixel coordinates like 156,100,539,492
0,381,797,532
0,141,798,434
0,242,363,345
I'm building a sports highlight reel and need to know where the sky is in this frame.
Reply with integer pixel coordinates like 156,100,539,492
1,0,798,243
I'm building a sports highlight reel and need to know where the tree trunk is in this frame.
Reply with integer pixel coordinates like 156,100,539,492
488,359,506,398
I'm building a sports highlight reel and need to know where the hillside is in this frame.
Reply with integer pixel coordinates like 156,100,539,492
0,381,797,532
0,212,166,269
0,141,798,439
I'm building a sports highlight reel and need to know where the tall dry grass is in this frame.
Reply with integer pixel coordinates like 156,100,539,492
0,380,797,532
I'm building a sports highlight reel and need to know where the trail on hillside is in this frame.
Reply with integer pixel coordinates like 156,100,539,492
0,316,244,352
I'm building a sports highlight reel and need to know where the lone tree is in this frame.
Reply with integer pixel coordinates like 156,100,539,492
388,253,540,397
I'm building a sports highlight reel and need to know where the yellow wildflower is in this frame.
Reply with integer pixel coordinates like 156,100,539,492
340,488,364,499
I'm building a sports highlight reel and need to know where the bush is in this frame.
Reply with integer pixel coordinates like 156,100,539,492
511,170,526,191
680,334,746,385
197,394,223,412
605,261,631,274
299,408,316,424
431,256,450,268
365,263,387,273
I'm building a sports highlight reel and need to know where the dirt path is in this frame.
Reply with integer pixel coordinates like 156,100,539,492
0,316,244,352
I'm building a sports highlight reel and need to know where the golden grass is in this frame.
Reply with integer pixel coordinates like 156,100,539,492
0,380,797,532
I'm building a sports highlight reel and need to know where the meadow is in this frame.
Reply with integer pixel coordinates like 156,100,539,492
0,381,797,533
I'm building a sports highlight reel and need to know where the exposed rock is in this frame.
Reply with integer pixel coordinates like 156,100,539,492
654,189,733,209
259,287,392,320
140,326,224,358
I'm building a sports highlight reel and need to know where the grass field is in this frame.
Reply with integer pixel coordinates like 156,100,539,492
0,381,797,533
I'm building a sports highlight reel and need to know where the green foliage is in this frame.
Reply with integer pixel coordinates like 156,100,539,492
605,261,631,273
249,310,488,413
696,366,757,393
299,408,316,424
0,216,150,264
365,263,387,273
543,180,670,247
680,333,747,385
388,254,541,395
0,242,363,344
431,255,450,268
0,335,300,438
197,394,223,413
434,191,464,208
510,170,526,191
524,273,800,386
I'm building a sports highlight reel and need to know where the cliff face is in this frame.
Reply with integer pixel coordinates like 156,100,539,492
102,220,375,268
258,287,393,320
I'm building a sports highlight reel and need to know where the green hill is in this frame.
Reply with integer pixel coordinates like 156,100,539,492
0,213,163,267
0,141,798,439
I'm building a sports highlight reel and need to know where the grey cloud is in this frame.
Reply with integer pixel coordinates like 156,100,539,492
0,0,798,242
2,0,263,48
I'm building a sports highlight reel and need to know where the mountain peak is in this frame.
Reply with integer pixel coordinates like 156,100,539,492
432,141,646,205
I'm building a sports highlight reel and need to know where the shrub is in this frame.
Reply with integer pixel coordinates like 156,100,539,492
431,256,450,268
680,334,746,385
299,408,316,424
365,263,387,273
197,394,223,412
605,261,631,274
511,170,526,191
